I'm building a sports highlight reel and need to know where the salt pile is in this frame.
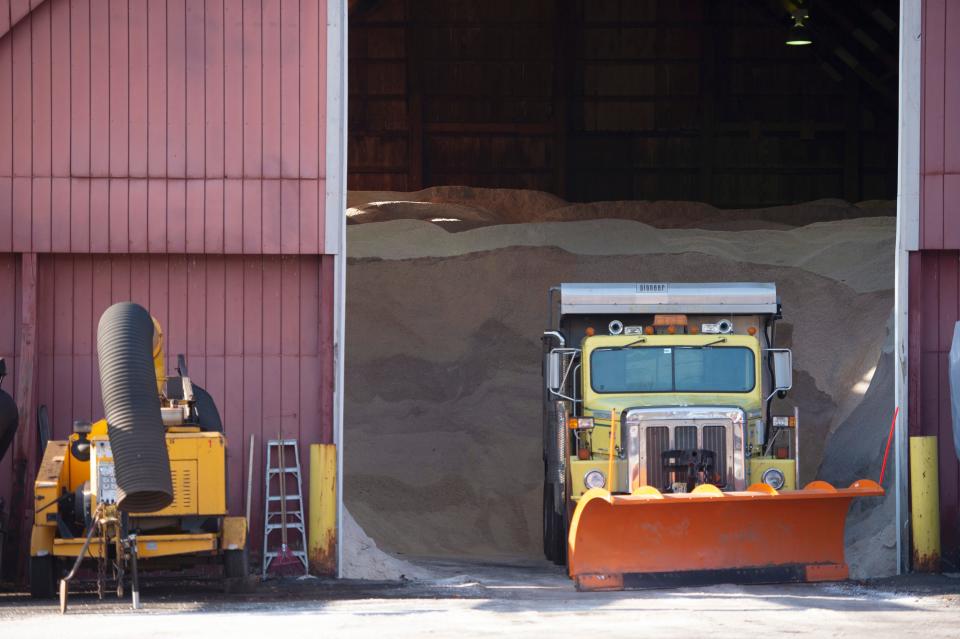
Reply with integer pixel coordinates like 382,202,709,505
348,186,894,230
342,189,896,577
341,506,432,581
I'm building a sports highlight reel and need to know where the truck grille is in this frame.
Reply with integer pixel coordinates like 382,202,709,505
675,425,697,450
703,425,727,482
642,424,728,490
645,427,669,491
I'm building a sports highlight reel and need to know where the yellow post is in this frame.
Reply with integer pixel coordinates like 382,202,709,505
308,443,337,576
909,435,941,572
151,316,166,394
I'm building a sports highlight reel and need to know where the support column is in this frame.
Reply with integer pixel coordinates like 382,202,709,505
4,252,37,580
895,0,923,575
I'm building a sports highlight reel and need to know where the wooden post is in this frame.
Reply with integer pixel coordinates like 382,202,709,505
5,252,37,580
14,253,37,465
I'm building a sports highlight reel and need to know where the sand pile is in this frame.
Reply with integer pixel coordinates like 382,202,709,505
348,186,895,231
343,197,896,577
341,506,432,581
819,315,897,579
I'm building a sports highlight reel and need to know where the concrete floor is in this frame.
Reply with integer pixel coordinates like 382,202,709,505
1,560,959,638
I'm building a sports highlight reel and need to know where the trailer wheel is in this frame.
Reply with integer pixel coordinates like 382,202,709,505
29,555,57,599
224,546,249,579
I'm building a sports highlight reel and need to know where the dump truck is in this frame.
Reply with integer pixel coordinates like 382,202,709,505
29,302,247,609
541,283,882,590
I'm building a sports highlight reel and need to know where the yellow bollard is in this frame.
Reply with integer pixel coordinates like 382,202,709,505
308,443,337,576
909,436,941,572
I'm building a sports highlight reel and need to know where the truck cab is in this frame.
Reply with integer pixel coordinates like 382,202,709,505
542,282,796,564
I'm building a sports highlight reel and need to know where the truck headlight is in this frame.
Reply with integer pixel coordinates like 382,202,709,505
584,470,605,490
761,468,785,490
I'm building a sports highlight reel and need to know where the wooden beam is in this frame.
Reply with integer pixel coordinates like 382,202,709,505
552,0,575,199
13,252,37,463
425,122,556,135
699,8,717,204
404,0,424,191
5,252,37,581
843,68,862,202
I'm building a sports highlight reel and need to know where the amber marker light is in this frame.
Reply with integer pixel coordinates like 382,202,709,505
747,326,757,336
644,326,654,335
666,325,676,335
585,326,595,336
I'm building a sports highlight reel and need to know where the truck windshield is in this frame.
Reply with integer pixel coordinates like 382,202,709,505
590,346,755,393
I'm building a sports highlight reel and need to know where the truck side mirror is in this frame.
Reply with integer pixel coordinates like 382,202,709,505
771,350,793,394
547,351,562,392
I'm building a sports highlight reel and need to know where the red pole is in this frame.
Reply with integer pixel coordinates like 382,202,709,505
879,406,900,486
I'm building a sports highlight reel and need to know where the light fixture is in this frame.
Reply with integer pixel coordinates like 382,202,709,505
786,8,812,46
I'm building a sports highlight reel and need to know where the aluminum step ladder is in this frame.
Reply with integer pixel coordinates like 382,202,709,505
261,438,309,577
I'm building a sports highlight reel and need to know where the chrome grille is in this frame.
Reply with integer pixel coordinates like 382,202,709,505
675,426,697,450
645,427,669,491
703,425,727,484
635,420,735,490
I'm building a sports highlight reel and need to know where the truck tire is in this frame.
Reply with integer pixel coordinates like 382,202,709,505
543,479,567,566
224,546,249,579
29,555,57,599
543,480,555,561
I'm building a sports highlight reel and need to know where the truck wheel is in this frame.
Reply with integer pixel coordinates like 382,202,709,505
543,481,567,566
543,482,556,561
224,546,249,579
550,506,567,567
29,555,57,599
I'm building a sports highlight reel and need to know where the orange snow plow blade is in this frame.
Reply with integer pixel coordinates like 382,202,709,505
568,480,883,591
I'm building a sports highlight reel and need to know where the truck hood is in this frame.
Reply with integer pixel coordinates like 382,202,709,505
583,394,762,422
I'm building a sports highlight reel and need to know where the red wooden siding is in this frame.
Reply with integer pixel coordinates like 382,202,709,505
911,0,960,569
920,0,960,249
25,253,334,552
0,1,46,42
0,0,329,255
908,250,960,569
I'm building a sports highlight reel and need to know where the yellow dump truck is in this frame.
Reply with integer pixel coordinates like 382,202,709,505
541,283,882,590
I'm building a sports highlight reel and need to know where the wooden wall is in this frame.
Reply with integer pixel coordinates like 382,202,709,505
0,0,329,254
908,250,960,570
908,0,960,570
349,0,898,207
919,0,960,249
0,0,338,572
26,253,333,553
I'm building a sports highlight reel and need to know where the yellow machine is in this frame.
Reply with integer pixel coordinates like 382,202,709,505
542,283,882,590
29,304,247,605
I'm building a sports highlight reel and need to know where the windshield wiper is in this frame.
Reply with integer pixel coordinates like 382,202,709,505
702,337,727,347
602,338,647,351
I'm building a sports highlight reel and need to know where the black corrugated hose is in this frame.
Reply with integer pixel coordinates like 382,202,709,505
96,302,173,512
